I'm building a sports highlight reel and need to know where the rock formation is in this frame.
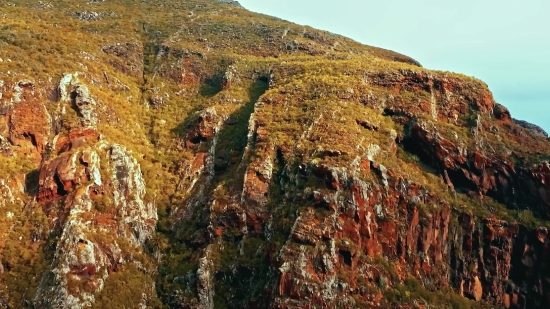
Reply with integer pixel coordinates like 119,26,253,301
0,0,548,308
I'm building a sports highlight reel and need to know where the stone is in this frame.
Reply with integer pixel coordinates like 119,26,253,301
34,1,53,9
74,11,102,21
185,108,220,148
493,103,512,122
215,0,243,8
7,80,51,163
34,142,156,308
101,42,143,77
72,85,98,126
221,65,239,90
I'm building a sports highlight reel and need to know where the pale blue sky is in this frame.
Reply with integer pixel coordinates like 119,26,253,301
238,0,550,133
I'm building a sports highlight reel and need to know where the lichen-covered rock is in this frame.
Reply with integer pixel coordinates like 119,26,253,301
107,143,157,244
0,136,10,156
34,142,157,308
74,11,102,21
55,73,100,127
72,85,98,126
196,245,215,309
0,179,16,208
221,65,239,90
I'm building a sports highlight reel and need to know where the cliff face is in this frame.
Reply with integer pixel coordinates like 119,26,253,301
1,1,549,308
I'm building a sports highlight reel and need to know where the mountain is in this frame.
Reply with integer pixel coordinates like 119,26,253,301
1,1,549,308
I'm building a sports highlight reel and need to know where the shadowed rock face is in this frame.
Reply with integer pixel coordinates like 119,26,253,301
1,1,550,308
403,119,550,218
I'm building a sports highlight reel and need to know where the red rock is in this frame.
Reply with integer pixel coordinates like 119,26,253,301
8,81,51,164
493,103,512,123
55,128,100,154
185,109,220,148
70,263,97,277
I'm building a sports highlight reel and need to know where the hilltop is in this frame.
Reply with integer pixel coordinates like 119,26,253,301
0,1,549,308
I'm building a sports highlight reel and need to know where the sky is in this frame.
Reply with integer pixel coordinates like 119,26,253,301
238,0,550,133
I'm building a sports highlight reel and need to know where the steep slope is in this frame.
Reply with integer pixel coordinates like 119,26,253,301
0,1,549,308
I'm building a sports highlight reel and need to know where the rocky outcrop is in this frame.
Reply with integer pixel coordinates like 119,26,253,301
215,0,243,7
107,144,157,244
0,136,10,156
55,128,101,155
55,73,100,128
238,100,275,232
241,146,273,230
494,104,512,123
403,118,550,218
366,69,495,123
452,216,550,308
514,119,549,138
271,161,454,308
5,80,51,163
74,11,102,21
0,179,18,208
34,142,157,308
531,162,550,217
101,42,144,77
197,245,215,309
221,65,239,90
175,108,224,224
268,155,550,308
185,108,222,148
72,85,98,126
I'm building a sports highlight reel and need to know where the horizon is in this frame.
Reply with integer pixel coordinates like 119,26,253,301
238,0,550,134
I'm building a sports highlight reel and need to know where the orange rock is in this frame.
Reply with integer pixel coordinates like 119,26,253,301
56,128,100,154
8,81,51,164
473,276,483,301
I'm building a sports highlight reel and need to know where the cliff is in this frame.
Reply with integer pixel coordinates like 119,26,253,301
0,1,549,308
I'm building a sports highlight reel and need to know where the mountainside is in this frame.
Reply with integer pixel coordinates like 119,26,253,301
1,1,550,308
